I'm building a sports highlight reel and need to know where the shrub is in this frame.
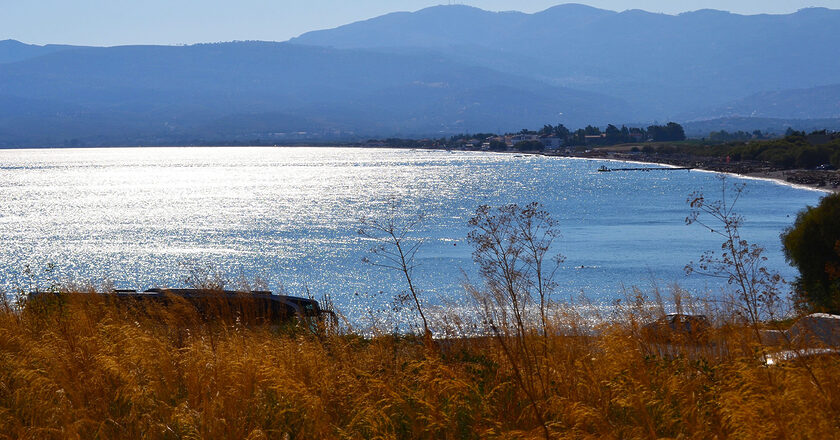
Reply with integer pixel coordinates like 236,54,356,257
782,193,840,312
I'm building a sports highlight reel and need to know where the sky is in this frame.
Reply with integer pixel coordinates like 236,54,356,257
2,0,839,46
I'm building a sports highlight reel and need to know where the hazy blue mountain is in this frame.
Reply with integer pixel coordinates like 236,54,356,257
686,84,840,121
0,39,79,64
0,41,628,147
292,5,614,50
2,4,838,146
293,5,840,118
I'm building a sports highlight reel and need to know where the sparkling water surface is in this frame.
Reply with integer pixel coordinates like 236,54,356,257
0,147,826,320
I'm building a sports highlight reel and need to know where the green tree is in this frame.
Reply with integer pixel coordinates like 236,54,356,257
553,123,571,139
604,124,622,144
620,125,630,140
647,122,686,142
667,122,686,141
781,193,840,312
538,124,554,136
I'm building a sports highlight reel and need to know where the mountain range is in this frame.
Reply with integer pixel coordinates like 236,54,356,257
1,4,839,147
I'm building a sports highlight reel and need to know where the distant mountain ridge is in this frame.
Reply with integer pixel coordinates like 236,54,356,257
0,39,81,64
0,41,628,147
292,4,615,50
0,4,839,147
294,5,840,118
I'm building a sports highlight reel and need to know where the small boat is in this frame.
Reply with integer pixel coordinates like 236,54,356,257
597,165,611,172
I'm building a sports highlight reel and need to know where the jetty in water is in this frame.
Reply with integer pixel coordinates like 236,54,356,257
598,165,693,172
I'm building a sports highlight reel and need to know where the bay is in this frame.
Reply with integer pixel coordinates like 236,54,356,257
0,147,826,321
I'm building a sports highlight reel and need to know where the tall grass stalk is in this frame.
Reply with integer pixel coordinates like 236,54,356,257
1,286,840,438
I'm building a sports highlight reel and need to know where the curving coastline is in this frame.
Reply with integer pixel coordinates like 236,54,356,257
542,151,839,195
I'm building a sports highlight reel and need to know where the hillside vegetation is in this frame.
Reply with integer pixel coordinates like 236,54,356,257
668,131,840,169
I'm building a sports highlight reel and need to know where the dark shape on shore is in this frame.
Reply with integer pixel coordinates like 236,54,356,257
28,288,335,326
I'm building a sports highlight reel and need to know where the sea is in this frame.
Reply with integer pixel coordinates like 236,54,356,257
0,147,827,325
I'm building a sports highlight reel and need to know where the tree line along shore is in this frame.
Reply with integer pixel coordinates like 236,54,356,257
361,125,840,193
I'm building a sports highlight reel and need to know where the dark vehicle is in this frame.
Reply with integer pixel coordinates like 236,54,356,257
641,313,711,342
28,288,335,327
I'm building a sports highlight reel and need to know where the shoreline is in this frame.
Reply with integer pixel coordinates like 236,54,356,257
2,143,836,194
415,146,839,195
739,169,838,194
541,152,838,195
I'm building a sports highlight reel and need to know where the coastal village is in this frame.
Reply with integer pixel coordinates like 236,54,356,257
361,128,840,192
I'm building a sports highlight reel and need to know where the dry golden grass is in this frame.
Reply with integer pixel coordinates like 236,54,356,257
2,290,840,439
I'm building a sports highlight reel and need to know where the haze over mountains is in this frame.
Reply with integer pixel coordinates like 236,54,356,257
1,4,839,147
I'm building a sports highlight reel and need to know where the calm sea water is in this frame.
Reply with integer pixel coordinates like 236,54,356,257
0,147,826,321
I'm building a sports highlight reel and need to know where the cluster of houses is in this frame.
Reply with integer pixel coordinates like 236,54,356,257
362,128,657,152
458,132,648,151
461,134,567,151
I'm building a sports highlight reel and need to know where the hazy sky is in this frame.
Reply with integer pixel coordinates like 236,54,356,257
3,0,839,46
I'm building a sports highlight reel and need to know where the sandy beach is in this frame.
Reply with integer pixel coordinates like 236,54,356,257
576,149,840,194
740,169,839,194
